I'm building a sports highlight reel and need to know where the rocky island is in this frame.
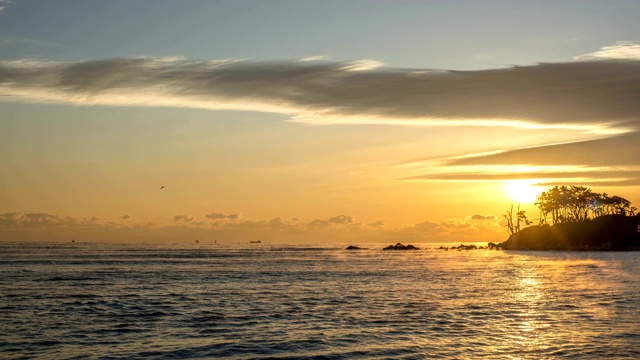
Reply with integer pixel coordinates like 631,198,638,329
498,186,640,251
501,214,640,250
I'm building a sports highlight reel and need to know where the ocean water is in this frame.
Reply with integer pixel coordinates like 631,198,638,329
1,242,639,359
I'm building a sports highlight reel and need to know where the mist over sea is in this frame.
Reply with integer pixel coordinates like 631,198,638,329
1,242,639,359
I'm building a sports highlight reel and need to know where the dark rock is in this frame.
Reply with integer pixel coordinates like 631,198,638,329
346,245,363,250
383,243,420,250
450,244,477,251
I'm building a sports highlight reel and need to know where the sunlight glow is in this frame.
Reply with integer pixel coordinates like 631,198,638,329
505,180,542,204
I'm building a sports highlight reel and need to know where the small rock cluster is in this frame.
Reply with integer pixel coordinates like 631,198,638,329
438,243,502,251
383,243,420,250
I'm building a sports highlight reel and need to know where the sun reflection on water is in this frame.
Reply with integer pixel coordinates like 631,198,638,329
502,259,556,355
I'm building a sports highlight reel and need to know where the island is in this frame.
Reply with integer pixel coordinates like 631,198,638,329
498,186,640,251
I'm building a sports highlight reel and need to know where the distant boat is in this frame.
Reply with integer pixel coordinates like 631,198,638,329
250,240,261,243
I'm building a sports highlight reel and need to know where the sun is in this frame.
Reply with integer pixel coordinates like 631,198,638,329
505,180,541,204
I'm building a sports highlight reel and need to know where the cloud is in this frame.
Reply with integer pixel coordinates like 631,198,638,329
299,55,327,62
1,57,639,135
307,214,357,228
174,215,198,223
470,215,496,220
574,41,640,61
328,215,353,224
0,211,508,243
368,220,385,228
205,212,239,221
306,219,330,228
409,131,640,186
0,212,120,228
448,132,640,168
2,52,637,187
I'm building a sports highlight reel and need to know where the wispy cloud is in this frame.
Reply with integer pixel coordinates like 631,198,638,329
406,131,640,186
448,132,640,168
1,57,639,135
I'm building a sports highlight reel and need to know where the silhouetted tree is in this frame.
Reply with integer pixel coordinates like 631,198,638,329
503,204,530,235
534,186,636,226
516,208,529,233
504,204,516,235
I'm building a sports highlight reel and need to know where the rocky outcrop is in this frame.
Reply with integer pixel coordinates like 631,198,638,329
383,243,420,250
499,214,640,250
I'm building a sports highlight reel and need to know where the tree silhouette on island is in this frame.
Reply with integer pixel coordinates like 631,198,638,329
498,186,640,250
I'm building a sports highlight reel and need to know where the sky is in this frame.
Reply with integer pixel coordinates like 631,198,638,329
1,0,640,244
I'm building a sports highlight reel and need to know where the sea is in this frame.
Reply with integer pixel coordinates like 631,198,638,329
1,242,639,359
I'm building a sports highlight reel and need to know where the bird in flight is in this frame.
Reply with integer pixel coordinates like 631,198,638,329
160,186,165,189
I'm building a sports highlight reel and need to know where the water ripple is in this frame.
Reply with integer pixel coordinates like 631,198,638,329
1,243,639,359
